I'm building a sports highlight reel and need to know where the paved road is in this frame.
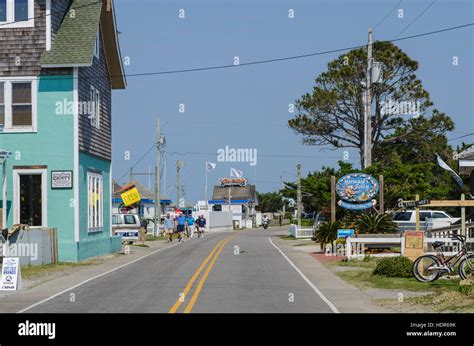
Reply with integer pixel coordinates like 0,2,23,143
25,228,334,313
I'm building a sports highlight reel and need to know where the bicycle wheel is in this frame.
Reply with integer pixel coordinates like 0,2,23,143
458,255,474,280
413,255,441,282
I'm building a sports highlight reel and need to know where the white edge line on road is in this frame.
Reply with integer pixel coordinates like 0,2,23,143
268,237,340,313
17,242,181,313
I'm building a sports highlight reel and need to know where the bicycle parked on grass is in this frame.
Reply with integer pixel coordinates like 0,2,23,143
413,234,474,282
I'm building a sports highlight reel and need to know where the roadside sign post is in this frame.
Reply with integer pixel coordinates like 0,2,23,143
0,257,22,291
404,231,424,261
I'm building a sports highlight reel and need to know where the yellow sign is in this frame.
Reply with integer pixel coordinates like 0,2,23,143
404,230,424,261
121,187,141,206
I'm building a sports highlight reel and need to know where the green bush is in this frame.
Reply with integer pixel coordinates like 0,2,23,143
372,256,413,278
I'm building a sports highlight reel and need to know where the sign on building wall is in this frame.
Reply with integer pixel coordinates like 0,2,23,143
336,173,379,210
51,170,73,189
0,257,22,291
121,187,141,206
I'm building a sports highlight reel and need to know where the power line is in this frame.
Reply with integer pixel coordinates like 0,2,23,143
395,0,436,38
448,132,474,142
374,0,403,29
116,142,156,182
34,22,474,83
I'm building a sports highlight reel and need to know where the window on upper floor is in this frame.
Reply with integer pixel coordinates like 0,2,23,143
93,26,100,59
0,79,36,133
90,85,100,130
0,0,34,28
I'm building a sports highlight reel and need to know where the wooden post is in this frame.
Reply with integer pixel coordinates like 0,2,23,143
379,175,384,214
296,164,302,229
415,194,420,231
331,176,336,222
461,193,466,237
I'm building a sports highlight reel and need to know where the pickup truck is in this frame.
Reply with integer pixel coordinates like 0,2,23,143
112,213,143,244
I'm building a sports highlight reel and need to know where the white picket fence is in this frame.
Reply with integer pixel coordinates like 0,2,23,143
345,236,474,259
289,224,314,239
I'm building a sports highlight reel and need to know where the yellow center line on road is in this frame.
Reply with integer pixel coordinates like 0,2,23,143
183,236,234,313
168,237,229,313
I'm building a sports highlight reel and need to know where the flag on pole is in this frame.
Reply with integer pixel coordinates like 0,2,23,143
436,154,464,189
230,167,243,178
206,162,216,172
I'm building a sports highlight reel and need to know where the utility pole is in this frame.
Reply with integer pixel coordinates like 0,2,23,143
280,172,286,217
364,27,374,169
176,161,180,209
296,164,302,229
154,118,162,236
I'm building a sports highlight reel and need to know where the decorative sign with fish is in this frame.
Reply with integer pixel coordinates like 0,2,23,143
336,173,379,210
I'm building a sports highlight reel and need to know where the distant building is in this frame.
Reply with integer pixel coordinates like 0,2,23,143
112,180,172,220
209,178,258,228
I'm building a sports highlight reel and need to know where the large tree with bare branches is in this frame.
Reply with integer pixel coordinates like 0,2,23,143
288,41,452,168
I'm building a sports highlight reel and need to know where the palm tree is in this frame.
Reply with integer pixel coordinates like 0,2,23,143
314,221,341,253
355,213,397,234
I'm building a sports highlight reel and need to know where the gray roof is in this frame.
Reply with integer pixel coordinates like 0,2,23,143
212,184,257,202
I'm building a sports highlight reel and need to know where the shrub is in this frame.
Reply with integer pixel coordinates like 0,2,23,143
459,280,474,295
372,256,413,278
314,221,341,252
355,213,398,234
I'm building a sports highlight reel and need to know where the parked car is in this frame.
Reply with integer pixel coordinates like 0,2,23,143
313,212,329,228
392,210,460,232
112,213,143,244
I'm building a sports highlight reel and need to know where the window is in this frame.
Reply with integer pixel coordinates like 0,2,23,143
12,82,32,126
0,0,34,28
432,212,449,219
420,212,431,221
0,78,36,132
124,215,136,225
93,26,100,59
13,169,47,227
393,212,411,221
0,0,6,22
90,85,100,129
112,215,120,225
88,172,103,232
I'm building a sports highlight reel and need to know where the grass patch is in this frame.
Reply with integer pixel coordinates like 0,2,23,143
337,268,460,292
132,243,149,248
18,259,105,280
145,233,181,241
280,235,296,240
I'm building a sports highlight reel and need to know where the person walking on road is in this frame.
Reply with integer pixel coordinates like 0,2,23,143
196,214,206,239
185,213,195,239
164,213,175,243
176,212,186,242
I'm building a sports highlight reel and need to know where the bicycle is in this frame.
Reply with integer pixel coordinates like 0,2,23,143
413,234,474,282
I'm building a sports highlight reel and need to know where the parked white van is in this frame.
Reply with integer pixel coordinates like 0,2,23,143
392,210,460,232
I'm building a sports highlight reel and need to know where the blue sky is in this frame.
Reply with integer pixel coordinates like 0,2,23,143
112,0,473,204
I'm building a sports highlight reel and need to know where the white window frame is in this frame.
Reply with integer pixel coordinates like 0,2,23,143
93,26,100,59
0,0,34,28
87,171,103,232
0,77,37,133
13,168,48,228
89,85,100,129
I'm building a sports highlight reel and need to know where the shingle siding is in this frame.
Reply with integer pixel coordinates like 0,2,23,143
0,0,47,76
78,26,112,161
